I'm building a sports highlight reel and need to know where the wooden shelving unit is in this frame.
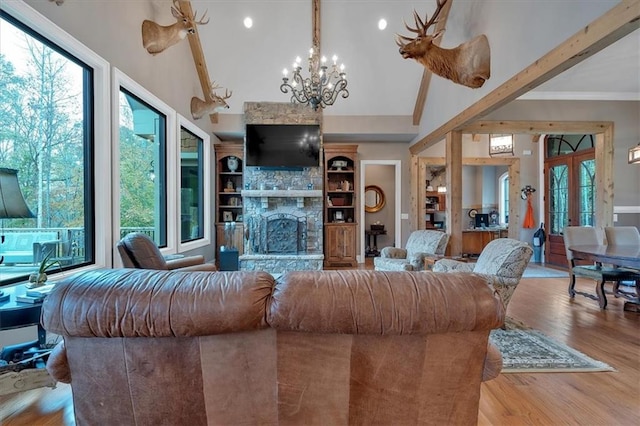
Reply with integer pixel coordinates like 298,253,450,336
425,191,446,229
324,145,358,267
214,144,244,265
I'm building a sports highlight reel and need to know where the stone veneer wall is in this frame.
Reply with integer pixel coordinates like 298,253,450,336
240,102,324,272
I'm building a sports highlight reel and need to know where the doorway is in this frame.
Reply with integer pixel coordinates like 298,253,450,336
543,135,596,267
359,160,401,263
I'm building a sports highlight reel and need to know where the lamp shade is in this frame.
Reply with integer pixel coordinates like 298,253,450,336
0,168,35,219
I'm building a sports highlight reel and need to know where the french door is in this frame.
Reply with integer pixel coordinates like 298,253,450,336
544,149,596,267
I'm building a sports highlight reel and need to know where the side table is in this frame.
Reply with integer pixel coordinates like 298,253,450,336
365,229,387,257
0,284,46,361
0,285,58,396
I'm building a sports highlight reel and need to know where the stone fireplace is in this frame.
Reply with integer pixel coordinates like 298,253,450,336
239,102,324,273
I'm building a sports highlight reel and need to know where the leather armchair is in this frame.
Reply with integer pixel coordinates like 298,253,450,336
374,230,449,271
116,232,216,271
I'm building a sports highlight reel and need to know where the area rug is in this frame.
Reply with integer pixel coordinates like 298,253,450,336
489,329,615,373
522,263,569,278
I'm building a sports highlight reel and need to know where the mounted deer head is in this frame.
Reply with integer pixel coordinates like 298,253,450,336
142,0,209,55
190,83,232,120
396,0,490,89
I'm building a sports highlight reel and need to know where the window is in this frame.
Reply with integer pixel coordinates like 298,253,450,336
0,5,109,287
112,68,177,256
499,172,509,225
178,116,210,248
118,88,167,246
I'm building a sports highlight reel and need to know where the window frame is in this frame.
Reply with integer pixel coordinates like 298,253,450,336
111,67,177,262
0,1,111,285
177,114,211,252
499,172,509,226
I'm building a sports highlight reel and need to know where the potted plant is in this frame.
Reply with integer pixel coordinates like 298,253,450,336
27,252,60,288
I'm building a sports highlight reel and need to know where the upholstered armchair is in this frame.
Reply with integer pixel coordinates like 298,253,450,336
374,230,449,271
116,232,216,271
433,238,533,314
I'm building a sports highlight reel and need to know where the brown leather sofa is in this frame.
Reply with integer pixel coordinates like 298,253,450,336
42,269,504,425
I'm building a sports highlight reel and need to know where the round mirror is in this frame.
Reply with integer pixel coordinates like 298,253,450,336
364,185,386,213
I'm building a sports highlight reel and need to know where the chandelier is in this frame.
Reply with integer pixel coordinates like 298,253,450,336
280,44,349,111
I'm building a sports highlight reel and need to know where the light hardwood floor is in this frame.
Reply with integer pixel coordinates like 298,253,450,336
1,264,639,425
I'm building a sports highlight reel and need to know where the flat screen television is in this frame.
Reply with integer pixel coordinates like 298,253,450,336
245,124,321,169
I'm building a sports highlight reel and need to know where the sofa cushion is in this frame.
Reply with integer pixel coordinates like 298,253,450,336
42,269,274,337
269,270,503,334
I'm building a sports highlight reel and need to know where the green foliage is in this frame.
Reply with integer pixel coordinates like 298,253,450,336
38,252,61,275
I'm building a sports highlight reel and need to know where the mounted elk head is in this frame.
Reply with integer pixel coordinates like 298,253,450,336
190,83,232,120
396,0,490,89
142,0,209,55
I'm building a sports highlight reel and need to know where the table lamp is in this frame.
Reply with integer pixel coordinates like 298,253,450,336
1,168,35,300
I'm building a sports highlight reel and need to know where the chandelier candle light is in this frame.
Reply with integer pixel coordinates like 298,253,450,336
281,46,349,110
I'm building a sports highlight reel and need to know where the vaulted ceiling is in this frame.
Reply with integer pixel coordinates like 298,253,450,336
188,0,639,143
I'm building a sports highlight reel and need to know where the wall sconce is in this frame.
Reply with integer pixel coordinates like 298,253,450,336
489,134,514,156
629,143,640,164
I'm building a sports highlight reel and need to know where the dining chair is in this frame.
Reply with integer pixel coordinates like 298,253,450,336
563,226,639,309
604,226,640,246
604,226,640,299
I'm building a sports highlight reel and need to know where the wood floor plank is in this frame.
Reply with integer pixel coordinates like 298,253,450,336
1,265,638,425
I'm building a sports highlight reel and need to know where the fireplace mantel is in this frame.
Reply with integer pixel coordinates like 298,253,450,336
241,189,323,208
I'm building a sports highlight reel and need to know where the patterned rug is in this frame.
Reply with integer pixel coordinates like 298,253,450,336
489,329,615,373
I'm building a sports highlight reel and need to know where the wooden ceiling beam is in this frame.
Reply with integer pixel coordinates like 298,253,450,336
411,0,453,126
179,0,218,123
409,0,640,154
460,120,613,134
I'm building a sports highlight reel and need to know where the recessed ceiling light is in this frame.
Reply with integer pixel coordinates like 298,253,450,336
378,19,387,31
244,17,253,29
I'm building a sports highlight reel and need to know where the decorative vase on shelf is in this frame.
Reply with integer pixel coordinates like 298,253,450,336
227,156,239,172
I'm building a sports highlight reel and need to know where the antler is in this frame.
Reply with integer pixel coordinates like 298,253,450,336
397,0,448,46
193,9,210,25
209,82,232,100
171,0,185,19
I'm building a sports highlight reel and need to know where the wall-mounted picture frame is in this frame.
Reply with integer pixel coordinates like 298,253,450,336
223,211,234,222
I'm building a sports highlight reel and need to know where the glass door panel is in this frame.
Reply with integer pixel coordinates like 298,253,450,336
578,158,595,226
548,164,568,235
